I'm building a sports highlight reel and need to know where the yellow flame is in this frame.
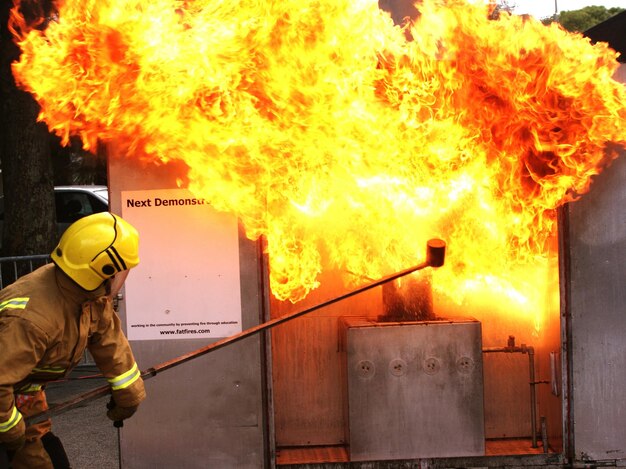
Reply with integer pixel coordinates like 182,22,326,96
10,0,626,323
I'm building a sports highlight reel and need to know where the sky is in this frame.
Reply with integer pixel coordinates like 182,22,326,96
513,0,625,19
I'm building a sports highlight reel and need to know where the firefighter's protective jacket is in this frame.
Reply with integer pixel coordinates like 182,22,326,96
0,263,145,442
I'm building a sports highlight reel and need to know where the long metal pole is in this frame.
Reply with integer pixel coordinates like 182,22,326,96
27,239,446,425
528,347,538,448
554,0,558,19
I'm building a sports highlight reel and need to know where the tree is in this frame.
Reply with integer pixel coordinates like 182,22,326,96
0,0,56,258
0,0,106,260
542,5,625,32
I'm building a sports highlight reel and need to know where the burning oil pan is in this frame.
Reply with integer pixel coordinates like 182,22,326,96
341,317,485,461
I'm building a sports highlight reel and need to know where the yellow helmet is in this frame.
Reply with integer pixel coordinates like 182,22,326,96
51,212,140,291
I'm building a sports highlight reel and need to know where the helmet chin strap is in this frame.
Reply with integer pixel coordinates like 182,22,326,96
107,270,130,298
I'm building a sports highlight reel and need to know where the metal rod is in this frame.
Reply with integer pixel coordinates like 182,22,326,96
27,239,446,425
528,347,538,448
540,415,548,453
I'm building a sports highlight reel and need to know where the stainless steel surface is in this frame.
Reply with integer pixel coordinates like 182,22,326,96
564,154,626,461
109,158,269,469
343,318,485,461
562,61,626,464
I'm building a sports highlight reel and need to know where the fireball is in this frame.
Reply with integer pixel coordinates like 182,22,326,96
9,0,626,330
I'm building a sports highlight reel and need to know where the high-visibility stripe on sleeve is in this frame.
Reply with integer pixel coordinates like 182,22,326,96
31,366,66,374
16,383,43,393
108,363,141,391
0,407,23,433
0,297,29,312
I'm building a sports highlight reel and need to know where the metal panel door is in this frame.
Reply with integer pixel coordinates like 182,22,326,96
109,156,268,469
564,78,626,463
344,318,485,461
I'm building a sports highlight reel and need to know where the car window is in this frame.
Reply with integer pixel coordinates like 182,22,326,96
87,193,108,212
55,192,108,223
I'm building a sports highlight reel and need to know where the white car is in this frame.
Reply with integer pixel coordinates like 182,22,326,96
0,185,109,250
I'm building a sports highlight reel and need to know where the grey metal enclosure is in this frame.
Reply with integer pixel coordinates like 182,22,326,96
108,155,269,468
562,65,626,464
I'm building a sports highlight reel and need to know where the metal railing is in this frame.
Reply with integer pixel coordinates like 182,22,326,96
0,254,51,289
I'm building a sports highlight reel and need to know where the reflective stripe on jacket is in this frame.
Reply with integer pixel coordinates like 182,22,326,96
0,406,22,433
108,363,141,391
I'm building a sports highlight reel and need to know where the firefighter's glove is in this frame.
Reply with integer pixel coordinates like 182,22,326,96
0,417,26,452
106,397,138,423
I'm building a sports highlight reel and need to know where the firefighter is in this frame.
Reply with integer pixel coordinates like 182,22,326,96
0,212,146,469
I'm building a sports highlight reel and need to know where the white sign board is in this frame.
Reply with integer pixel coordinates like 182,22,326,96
121,189,242,340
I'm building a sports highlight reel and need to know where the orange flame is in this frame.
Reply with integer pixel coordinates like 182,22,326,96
9,0,626,323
